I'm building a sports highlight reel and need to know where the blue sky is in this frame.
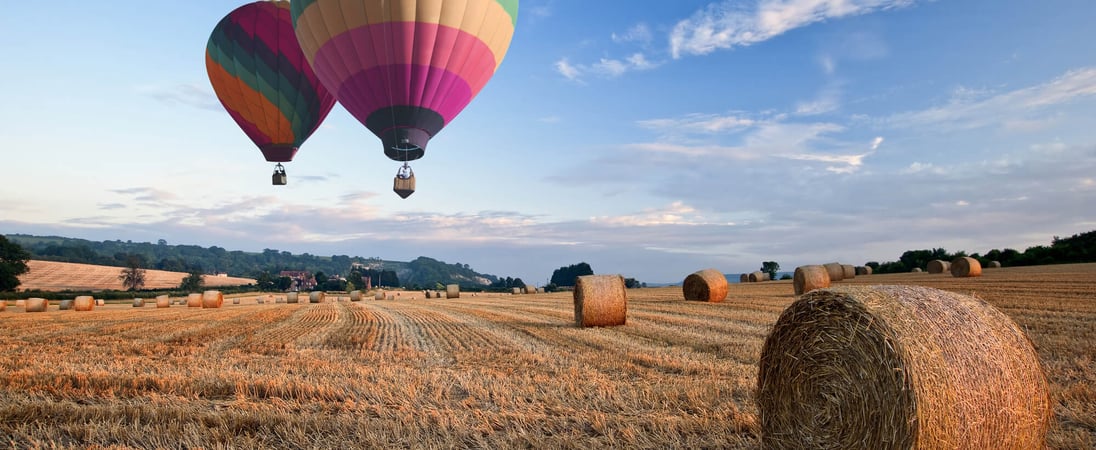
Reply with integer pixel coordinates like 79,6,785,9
3,0,1095,284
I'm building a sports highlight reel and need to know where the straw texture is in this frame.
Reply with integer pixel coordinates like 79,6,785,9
748,271,766,283
927,259,950,274
841,264,856,279
74,296,95,311
823,263,845,282
793,265,831,296
951,256,983,278
187,293,203,307
757,285,1050,449
156,295,170,308
573,274,627,327
682,269,729,302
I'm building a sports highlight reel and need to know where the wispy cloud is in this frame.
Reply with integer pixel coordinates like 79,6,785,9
638,112,759,134
612,23,654,45
670,0,919,59
137,83,221,111
555,53,661,81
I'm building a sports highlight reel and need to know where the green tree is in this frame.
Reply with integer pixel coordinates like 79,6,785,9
624,278,641,289
549,262,594,287
0,236,32,292
118,254,147,291
276,276,293,291
760,261,780,281
179,269,204,291
256,271,275,291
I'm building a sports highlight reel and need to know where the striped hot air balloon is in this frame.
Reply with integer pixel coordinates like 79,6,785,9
291,0,518,197
206,0,336,185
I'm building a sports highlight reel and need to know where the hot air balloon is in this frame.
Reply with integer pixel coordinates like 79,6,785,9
206,0,336,186
291,0,518,198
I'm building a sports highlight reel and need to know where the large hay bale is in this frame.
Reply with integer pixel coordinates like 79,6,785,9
822,262,845,282
793,265,830,296
682,269,729,303
287,292,299,303
951,256,983,278
926,259,949,274
74,296,95,311
309,291,325,303
911,267,923,273
132,298,145,307
739,273,749,283
748,271,766,283
987,260,1001,268
201,290,223,309
446,284,460,299
573,274,627,327
350,290,361,301
187,293,203,307
374,290,385,300
757,285,1050,449
525,285,537,294
841,264,855,279
156,295,170,308
58,299,74,310
855,266,873,276
512,287,522,295
25,298,48,313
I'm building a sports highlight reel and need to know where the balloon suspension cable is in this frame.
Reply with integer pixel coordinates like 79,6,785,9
274,163,286,174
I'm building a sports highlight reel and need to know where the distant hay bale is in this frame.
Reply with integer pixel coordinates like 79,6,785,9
425,291,434,299
0,300,6,312
156,295,170,308
287,292,299,303
950,257,983,278
757,285,1050,449
525,285,537,294
574,275,627,327
59,299,74,310
350,290,361,301
512,287,522,295
25,298,48,313
374,290,385,300
132,298,145,307
187,293,203,307
95,299,105,306
16,299,25,308
842,264,856,279
537,288,545,294
988,261,1002,268
926,259,949,274
748,271,766,283
793,265,831,296
74,296,95,311
682,269,729,303
386,295,395,301
232,297,241,305
309,292,325,303
740,274,749,283
201,291,223,309
823,263,845,282
446,284,460,299
912,267,923,273
855,266,873,276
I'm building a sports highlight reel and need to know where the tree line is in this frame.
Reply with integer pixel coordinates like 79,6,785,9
867,229,1096,273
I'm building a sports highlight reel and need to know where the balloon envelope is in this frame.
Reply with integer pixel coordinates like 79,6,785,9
292,0,518,161
206,0,336,163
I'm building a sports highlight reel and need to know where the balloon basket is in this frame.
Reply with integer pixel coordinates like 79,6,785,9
393,174,415,199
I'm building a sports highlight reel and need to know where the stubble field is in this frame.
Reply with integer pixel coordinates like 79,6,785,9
1,263,1093,448
17,260,256,291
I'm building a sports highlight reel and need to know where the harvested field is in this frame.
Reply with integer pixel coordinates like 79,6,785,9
0,264,1093,448
17,260,255,291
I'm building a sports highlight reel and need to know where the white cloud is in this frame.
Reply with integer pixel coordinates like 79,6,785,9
670,0,919,58
819,54,836,74
590,201,729,227
870,136,884,150
638,112,758,134
612,23,653,44
556,53,661,81
138,83,221,111
554,58,581,81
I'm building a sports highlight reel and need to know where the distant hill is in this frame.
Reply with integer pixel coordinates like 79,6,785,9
4,234,500,288
18,260,254,292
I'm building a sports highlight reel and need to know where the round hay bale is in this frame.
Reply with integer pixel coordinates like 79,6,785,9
988,260,1001,269
537,288,545,294
201,290,223,309
350,290,362,301
74,296,95,311
386,294,395,301
156,295,170,308
374,290,385,300
855,266,873,276
525,285,537,294
287,292,299,303
425,290,434,299
841,264,855,279
822,263,845,282
16,299,25,308
911,267,923,273
95,299,105,306
757,285,1050,449
132,298,145,307
232,297,241,305
682,268,729,303
512,287,522,295
574,275,627,327
25,298,48,313
309,292,325,303
926,259,949,274
0,300,6,312
59,299,74,310
446,284,460,299
187,293,203,307
793,265,830,296
748,271,766,283
739,273,749,283
950,256,983,278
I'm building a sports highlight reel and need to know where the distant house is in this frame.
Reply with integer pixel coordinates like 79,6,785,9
279,270,316,291
215,273,228,278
